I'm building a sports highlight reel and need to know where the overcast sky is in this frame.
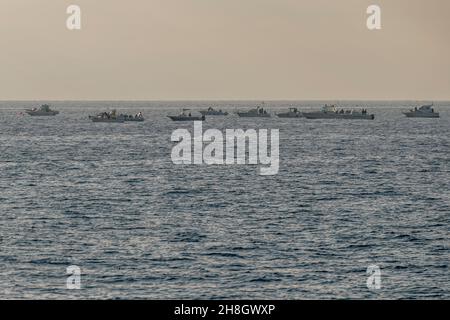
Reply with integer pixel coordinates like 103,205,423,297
0,0,449,100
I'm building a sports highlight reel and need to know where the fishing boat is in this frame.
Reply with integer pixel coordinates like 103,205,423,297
237,105,271,118
25,104,59,116
168,109,205,121
403,103,440,118
303,105,375,120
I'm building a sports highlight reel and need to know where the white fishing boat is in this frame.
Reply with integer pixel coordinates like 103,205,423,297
403,104,439,118
303,105,375,120
25,104,59,116
237,105,271,118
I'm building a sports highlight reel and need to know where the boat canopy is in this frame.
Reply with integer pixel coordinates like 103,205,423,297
419,104,433,111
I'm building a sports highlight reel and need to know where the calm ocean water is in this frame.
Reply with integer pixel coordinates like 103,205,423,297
0,101,448,299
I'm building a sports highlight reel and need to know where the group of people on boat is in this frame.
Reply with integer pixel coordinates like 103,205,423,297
334,108,368,114
97,111,117,119
258,107,268,115
98,112,115,119
208,107,225,113
95,111,143,119
123,112,144,120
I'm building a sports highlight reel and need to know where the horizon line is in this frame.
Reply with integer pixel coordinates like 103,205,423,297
1,99,449,102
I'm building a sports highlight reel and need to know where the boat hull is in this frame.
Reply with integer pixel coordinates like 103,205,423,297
199,111,228,116
168,116,205,121
25,111,59,116
90,116,125,123
237,113,271,118
277,113,303,118
124,118,145,122
303,113,374,120
403,112,440,118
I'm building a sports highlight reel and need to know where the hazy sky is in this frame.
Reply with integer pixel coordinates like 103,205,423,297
0,0,449,100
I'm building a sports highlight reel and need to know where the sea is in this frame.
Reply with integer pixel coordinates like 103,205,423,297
0,101,448,299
